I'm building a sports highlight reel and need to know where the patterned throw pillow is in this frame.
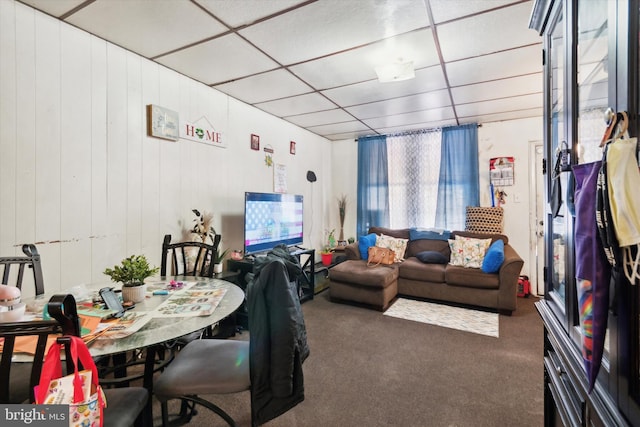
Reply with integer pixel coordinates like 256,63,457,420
376,234,409,262
450,236,492,269
448,239,465,266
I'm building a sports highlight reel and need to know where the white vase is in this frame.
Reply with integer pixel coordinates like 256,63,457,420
121,284,147,303
213,263,223,274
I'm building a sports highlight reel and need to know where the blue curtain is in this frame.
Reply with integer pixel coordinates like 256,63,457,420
357,135,389,237
435,124,479,230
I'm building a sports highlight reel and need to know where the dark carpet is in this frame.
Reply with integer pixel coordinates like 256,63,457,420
153,292,544,426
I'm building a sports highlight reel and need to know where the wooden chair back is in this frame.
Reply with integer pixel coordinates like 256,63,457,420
161,234,221,278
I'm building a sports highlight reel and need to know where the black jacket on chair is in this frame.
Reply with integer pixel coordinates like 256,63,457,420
246,246,310,425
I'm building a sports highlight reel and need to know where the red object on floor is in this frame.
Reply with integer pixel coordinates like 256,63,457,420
517,275,530,298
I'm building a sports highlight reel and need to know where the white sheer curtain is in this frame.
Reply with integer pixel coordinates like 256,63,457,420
386,130,442,229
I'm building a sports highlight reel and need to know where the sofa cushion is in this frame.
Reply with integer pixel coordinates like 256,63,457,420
481,239,505,273
399,257,446,282
330,260,398,289
451,230,508,245
416,251,448,264
358,233,377,261
445,265,500,289
376,234,408,261
406,239,450,259
448,236,491,269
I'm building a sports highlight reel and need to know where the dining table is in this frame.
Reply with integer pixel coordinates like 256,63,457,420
22,275,245,424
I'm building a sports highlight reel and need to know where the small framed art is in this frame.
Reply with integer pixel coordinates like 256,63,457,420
251,134,260,150
290,141,296,155
147,104,179,141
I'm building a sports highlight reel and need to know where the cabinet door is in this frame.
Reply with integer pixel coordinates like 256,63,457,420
546,1,572,324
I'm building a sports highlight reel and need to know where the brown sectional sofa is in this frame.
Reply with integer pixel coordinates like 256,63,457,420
329,226,524,314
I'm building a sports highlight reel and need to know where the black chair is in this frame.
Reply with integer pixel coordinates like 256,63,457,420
0,243,45,295
154,259,309,427
161,233,221,277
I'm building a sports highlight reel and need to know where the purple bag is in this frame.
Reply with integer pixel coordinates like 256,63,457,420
573,161,612,392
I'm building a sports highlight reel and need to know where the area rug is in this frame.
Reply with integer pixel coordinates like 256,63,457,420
383,298,499,337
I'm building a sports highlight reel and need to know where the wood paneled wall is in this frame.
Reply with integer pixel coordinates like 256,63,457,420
0,1,331,296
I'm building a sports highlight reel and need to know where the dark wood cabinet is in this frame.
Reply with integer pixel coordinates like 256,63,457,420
531,0,640,425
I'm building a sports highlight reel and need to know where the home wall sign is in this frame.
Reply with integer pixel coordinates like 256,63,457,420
180,116,226,148
147,104,179,141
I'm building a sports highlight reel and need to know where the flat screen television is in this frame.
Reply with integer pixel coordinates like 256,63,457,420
243,192,304,255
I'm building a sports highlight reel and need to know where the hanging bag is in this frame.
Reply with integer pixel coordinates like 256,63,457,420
35,335,106,427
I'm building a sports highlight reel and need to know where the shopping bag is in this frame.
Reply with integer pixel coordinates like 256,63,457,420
573,161,611,392
367,246,395,267
35,335,106,427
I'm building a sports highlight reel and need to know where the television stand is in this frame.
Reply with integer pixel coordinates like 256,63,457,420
227,249,315,330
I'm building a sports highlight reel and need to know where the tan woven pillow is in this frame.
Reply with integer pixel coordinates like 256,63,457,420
465,207,504,234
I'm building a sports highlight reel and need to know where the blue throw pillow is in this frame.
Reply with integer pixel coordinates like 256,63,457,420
409,228,451,241
415,251,448,264
358,233,377,261
481,239,504,273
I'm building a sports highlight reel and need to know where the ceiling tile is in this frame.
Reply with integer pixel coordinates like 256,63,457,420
285,109,356,128
19,0,86,17
461,107,542,123
255,93,337,117
157,34,279,85
197,0,306,27
239,0,430,65
438,2,540,62
325,131,376,141
451,74,542,104
322,66,447,107
346,90,451,120
446,44,541,87
363,107,455,129
214,69,313,104
65,0,227,58
455,93,542,117
430,0,521,24
290,28,438,89
306,120,371,135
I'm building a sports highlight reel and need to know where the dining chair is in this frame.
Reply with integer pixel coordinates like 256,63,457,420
161,233,221,277
0,243,45,296
154,258,309,426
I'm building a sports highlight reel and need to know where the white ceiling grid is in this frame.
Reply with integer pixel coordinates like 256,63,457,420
20,0,542,141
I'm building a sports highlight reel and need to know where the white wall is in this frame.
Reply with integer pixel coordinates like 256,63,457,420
0,1,331,297
330,117,543,277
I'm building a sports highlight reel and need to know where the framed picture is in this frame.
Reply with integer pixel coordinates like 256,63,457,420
290,141,296,155
251,134,260,150
147,104,179,141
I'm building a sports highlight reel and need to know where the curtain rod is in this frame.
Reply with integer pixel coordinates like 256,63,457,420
354,123,481,141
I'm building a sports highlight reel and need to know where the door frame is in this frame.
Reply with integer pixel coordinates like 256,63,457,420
528,140,544,296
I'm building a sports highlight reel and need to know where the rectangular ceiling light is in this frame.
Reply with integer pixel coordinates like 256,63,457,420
375,61,415,83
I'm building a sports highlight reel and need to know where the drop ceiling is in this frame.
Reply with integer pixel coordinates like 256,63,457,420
19,0,543,141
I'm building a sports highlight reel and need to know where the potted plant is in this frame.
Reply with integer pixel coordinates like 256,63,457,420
213,247,229,274
103,255,159,303
320,246,333,266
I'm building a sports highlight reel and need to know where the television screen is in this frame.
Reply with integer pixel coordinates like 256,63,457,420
244,192,304,255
